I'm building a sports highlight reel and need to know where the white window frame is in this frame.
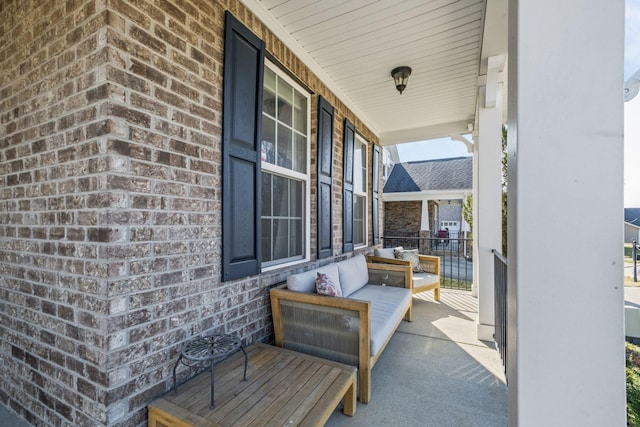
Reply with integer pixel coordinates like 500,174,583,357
261,60,311,271
353,135,368,248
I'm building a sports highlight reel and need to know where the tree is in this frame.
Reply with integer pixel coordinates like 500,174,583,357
463,193,473,233
501,125,508,255
461,125,508,255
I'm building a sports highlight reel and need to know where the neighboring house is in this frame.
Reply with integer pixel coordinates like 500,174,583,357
625,208,640,243
382,157,472,240
381,146,397,184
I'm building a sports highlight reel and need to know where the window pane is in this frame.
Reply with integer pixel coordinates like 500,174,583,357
290,218,303,257
277,79,293,126
261,173,272,216
360,145,367,193
290,179,303,217
353,141,367,246
277,124,293,169
354,195,365,246
356,141,368,193
262,117,276,164
262,218,272,262
354,142,364,192
273,219,289,260
294,133,306,173
294,91,307,133
264,68,276,117
264,67,276,92
272,175,289,216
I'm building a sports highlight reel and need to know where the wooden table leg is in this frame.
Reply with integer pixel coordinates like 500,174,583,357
342,375,357,417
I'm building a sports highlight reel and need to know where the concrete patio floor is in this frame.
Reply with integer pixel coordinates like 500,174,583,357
326,289,508,427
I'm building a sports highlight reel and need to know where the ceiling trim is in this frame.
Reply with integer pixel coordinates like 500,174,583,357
379,120,472,146
239,0,379,135
383,190,471,202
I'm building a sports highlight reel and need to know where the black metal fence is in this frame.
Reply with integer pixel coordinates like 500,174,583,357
634,239,638,282
382,234,473,290
493,249,508,379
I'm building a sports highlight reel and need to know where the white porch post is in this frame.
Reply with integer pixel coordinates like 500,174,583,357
420,199,430,232
507,0,626,425
474,56,504,340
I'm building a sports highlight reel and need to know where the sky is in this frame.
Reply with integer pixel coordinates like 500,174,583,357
397,0,640,208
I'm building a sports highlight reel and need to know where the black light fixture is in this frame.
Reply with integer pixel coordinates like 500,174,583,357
391,66,412,94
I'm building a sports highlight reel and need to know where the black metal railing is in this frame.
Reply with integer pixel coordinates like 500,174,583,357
382,234,473,290
634,239,638,282
493,249,508,379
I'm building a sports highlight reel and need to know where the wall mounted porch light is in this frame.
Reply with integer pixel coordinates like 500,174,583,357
391,66,412,94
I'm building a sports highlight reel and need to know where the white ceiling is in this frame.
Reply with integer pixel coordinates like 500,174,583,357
243,0,502,146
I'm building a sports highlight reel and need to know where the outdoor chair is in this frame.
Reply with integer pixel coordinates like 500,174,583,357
368,247,440,301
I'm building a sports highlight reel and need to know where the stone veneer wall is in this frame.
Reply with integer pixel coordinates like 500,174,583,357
0,0,381,425
384,201,422,237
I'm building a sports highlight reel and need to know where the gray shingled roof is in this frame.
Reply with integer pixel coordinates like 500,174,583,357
384,156,473,193
625,208,640,226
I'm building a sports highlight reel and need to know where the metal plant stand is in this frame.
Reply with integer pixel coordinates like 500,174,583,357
172,334,248,409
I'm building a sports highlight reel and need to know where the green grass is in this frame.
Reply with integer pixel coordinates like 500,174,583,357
627,342,640,426
441,278,472,291
626,243,640,260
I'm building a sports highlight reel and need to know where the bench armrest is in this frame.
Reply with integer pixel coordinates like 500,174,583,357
367,255,409,266
417,254,440,275
366,262,412,289
270,286,371,368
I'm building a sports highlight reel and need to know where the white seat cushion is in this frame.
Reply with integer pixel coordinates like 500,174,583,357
413,272,439,288
349,285,411,357
373,247,396,258
337,255,369,297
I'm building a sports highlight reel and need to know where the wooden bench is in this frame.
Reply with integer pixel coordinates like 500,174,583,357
368,252,441,301
148,343,356,427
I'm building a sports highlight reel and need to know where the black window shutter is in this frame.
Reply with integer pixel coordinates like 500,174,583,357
317,96,334,259
221,12,264,281
342,118,355,253
372,144,380,245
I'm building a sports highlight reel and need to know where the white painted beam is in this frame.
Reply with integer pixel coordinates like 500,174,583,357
474,81,503,341
507,0,626,425
379,120,472,146
420,199,430,231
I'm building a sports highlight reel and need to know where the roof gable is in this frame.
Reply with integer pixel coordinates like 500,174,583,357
384,156,473,193
625,208,640,225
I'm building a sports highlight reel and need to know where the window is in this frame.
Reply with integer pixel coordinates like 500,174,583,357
353,137,367,247
261,62,311,268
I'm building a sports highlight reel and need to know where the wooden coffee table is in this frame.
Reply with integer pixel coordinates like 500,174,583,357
149,343,356,427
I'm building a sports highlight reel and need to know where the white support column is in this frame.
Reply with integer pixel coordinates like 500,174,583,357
507,1,625,425
420,199,430,231
472,137,479,298
474,56,504,340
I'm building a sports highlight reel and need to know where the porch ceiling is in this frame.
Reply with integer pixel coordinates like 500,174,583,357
244,0,495,146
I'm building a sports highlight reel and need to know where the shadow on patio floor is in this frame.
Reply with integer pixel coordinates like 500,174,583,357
326,289,508,427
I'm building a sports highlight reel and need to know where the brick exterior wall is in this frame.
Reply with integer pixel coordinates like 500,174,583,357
384,201,422,236
0,1,382,426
